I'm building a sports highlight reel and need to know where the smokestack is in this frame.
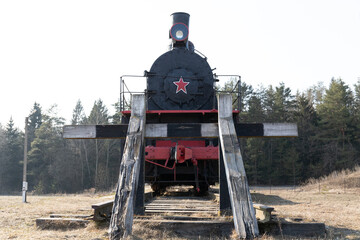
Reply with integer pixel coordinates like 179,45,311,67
171,12,190,27
170,12,190,48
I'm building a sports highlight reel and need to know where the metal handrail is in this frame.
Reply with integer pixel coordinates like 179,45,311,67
214,75,241,111
120,75,147,111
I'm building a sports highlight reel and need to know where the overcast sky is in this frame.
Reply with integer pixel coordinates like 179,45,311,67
1,0,360,128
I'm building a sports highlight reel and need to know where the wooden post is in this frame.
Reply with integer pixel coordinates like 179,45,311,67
109,94,146,240
217,94,259,239
22,117,28,203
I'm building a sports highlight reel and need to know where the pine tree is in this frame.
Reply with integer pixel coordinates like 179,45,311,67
112,101,123,124
263,83,298,185
353,80,360,156
72,100,86,125
88,99,111,189
264,83,295,122
0,118,23,193
242,90,266,184
0,124,7,193
28,107,82,193
220,78,253,111
294,93,321,179
316,78,356,173
28,102,43,143
68,100,88,189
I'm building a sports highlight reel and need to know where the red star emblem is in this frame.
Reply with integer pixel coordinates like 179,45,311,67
173,77,190,94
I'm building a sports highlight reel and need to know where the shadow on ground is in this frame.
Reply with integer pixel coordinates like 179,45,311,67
251,192,298,206
327,225,360,239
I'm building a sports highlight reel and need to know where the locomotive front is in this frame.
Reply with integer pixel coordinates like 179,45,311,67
144,12,219,194
146,12,216,110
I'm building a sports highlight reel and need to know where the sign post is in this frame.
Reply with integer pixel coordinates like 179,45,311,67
22,117,28,203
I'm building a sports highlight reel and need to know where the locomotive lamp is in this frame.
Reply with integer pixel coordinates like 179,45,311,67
170,23,188,41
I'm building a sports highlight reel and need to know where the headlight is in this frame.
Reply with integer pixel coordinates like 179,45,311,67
176,30,184,39
170,23,189,41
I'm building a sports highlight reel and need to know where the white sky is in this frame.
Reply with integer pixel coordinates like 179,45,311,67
1,0,360,129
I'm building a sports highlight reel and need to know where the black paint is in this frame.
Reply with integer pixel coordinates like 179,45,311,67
95,125,128,138
235,123,264,137
167,123,201,137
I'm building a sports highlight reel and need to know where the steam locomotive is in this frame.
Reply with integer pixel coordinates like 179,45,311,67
122,12,233,194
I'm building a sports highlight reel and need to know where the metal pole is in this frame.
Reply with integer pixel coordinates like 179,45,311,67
120,77,124,111
22,117,28,203
238,76,241,111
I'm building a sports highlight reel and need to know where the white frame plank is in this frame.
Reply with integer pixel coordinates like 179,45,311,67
108,94,146,239
218,94,259,238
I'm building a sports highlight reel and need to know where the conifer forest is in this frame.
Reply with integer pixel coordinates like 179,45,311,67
1,78,360,194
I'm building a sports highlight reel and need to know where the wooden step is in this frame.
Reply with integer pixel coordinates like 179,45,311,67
134,219,232,224
145,209,218,214
49,214,91,219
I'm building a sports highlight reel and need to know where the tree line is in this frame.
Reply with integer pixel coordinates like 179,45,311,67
231,78,360,185
0,100,123,194
0,78,360,194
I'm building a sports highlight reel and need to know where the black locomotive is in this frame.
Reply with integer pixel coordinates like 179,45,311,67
146,13,215,111
124,12,222,194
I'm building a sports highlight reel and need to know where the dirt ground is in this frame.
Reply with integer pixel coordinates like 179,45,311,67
251,186,360,239
0,186,359,239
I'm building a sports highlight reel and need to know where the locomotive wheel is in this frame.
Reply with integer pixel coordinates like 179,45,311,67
151,183,166,196
194,183,209,196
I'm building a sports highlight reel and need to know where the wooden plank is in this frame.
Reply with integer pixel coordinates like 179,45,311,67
49,214,91,219
146,204,217,207
279,222,326,237
217,94,259,239
63,122,298,139
146,203,218,206
252,203,274,212
145,210,219,214
146,207,218,210
135,215,224,221
92,200,114,209
63,125,96,138
149,199,214,203
263,123,298,137
258,221,326,237
134,219,231,224
137,215,229,220
92,200,114,221
132,218,234,239
253,204,274,223
108,94,146,240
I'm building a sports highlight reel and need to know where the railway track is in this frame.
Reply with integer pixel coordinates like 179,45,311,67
134,195,232,224
133,194,234,238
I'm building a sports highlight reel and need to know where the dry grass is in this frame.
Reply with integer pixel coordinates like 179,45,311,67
251,166,360,239
251,188,360,239
302,165,360,192
0,193,112,240
1,168,360,240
